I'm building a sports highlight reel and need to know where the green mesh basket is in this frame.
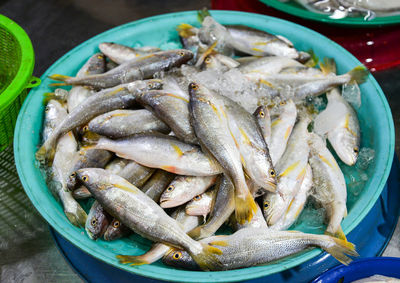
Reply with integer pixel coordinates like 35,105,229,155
0,14,40,152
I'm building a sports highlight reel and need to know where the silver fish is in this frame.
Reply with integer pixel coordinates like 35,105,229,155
95,133,222,176
49,49,193,89
163,228,358,270
103,218,131,241
99,42,161,64
160,175,217,208
76,168,223,270
185,188,217,219
85,200,110,240
189,82,257,224
308,133,348,241
88,109,170,139
36,80,162,163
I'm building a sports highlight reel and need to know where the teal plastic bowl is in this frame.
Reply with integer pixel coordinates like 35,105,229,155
14,11,394,282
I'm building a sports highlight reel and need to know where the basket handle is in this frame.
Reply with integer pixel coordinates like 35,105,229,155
25,76,41,89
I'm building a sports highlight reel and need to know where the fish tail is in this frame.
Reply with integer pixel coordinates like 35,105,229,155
323,237,359,265
304,49,319,68
176,23,196,38
190,243,223,271
348,65,368,84
48,74,71,82
65,205,87,228
42,92,56,104
319,57,336,75
116,255,150,266
35,142,56,165
187,226,203,240
49,83,68,87
197,7,211,23
234,191,257,224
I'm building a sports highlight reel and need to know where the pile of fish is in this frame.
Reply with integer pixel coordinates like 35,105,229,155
281,0,400,20
36,11,369,271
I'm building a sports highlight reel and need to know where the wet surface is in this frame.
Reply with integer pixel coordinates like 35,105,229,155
0,0,399,282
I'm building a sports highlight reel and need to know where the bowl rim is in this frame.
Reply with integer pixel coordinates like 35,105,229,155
14,10,395,282
260,0,400,27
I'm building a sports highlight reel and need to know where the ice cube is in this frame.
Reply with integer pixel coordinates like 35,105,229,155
342,82,361,109
355,147,375,170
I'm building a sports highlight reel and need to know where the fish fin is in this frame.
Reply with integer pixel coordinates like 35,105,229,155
49,83,68,87
187,226,203,240
235,192,257,224
197,8,211,23
116,255,150,266
196,41,218,67
209,240,228,247
344,208,348,218
190,243,223,271
176,23,196,38
35,143,56,165
325,226,347,242
48,74,71,82
323,237,359,265
65,206,87,227
304,49,319,67
319,58,336,75
43,92,56,104
348,65,368,84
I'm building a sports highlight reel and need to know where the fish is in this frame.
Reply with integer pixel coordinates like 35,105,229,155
185,188,217,220
103,218,132,241
269,164,313,231
269,100,297,165
49,49,193,89
141,170,175,202
67,53,106,112
221,95,276,192
314,59,360,166
226,25,300,59
187,175,235,240
251,65,368,100
160,175,217,208
201,54,240,71
253,105,272,147
176,23,203,64
88,109,170,139
85,200,111,240
42,99,67,143
263,115,310,226
95,133,222,176
36,79,162,164
99,42,161,64
76,168,223,270
66,148,113,191
163,227,358,270
308,133,348,240
136,90,197,144
118,208,201,265
188,82,257,224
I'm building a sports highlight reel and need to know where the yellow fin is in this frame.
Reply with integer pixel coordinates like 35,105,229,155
209,240,228,247
191,243,223,271
165,92,189,103
116,255,149,266
196,41,218,67
113,183,138,194
239,128,251,145
235,192,257,224
319,58,336,75
176,23,196,38
323,237,358,266
170,142,184,157
251,47,264,53
325,226,347,242
48,74,71,82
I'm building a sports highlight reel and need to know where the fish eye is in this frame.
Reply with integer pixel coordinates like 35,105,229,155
193,195,202,201
45,106,50,112
82,175,89,182
264,201,269,209
353,147,359,154
178,51,185,56
279,101,286,106
173,251,182,260
259,110,265,118
91,218,97,227
113,220,120,228
83,125,89,132
166,185,174,192
189,83,198,90
205,57,212,64
269,169,276,177
70,172,76,178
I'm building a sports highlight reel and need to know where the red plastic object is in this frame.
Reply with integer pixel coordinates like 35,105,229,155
212,0,400,72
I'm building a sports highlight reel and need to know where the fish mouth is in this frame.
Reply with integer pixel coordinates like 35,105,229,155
86,229,97,240
262,180,277,193
159,199,177,208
